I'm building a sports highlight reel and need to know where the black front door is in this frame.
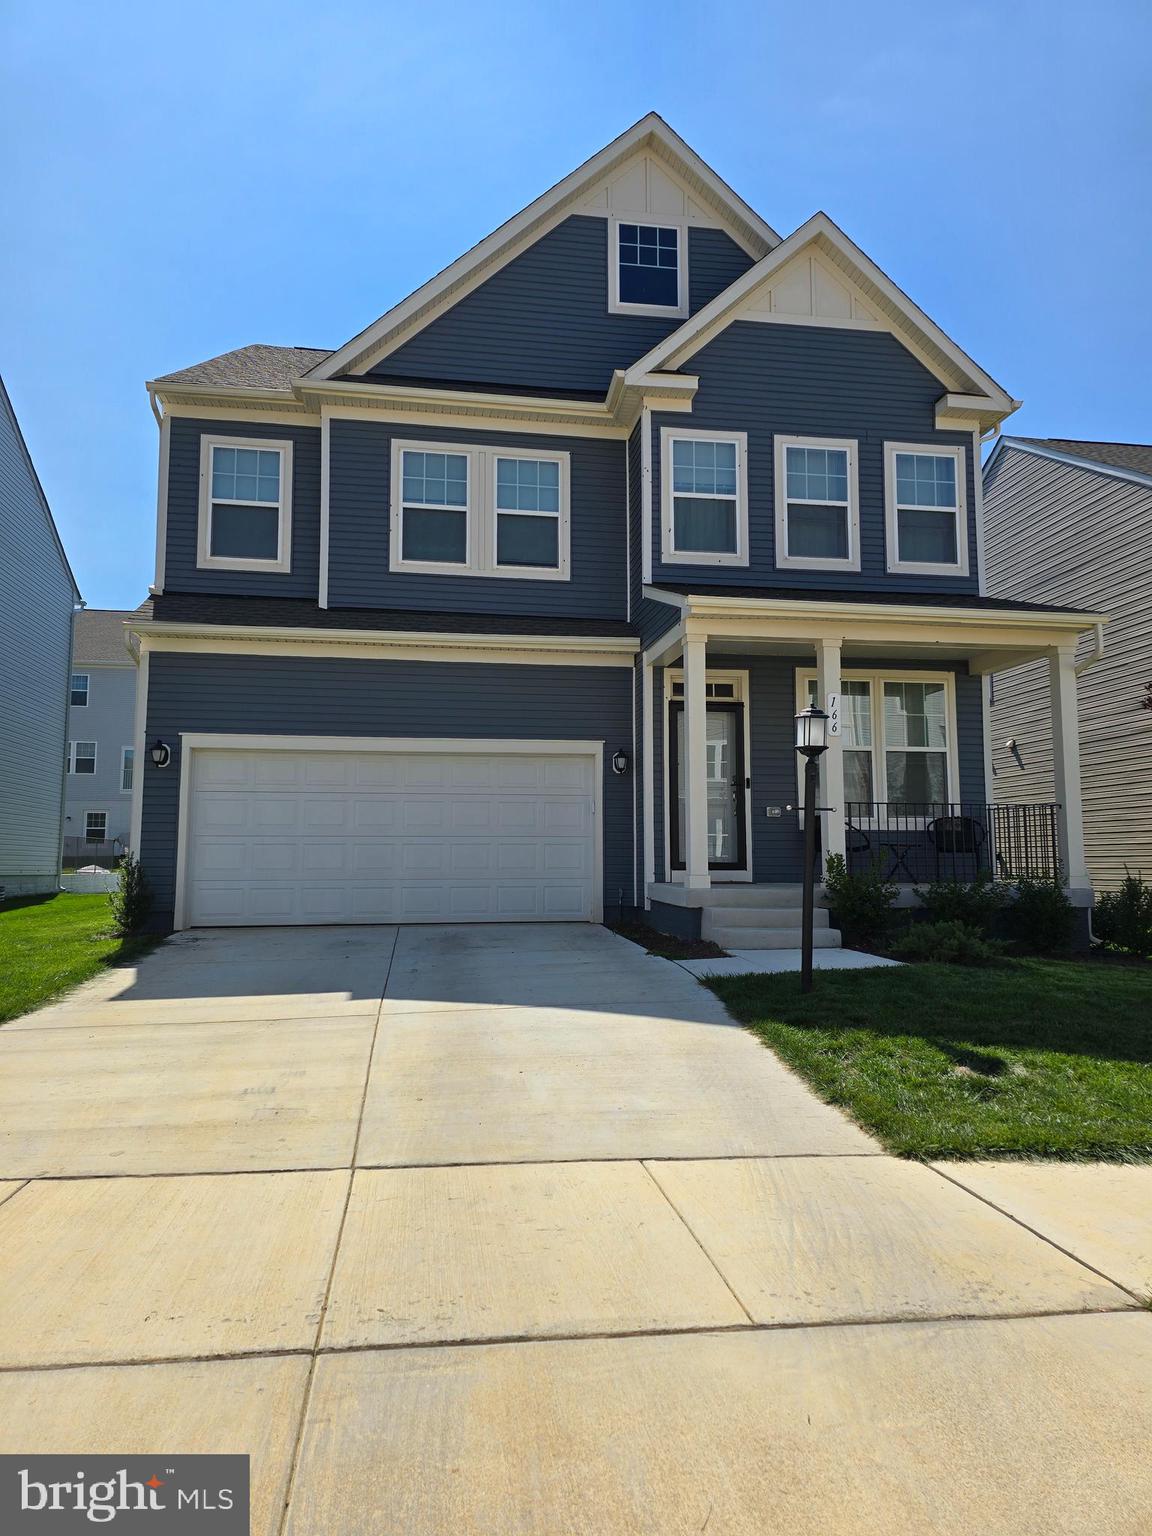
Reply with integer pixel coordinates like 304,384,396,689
669,701,747,871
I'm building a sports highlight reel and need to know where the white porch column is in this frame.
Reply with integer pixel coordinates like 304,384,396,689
816,637,847,870
682,634,711,889
1048,645,1090,889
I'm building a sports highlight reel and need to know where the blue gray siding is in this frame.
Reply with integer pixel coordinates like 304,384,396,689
140,653,635,927
650,324,979,594
64,664,137,847
365,217,755,396
628,421,681,647
163,418,321,597
327,418,627,617
0,380,78,891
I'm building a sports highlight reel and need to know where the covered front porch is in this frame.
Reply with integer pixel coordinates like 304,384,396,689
638,587,1104,934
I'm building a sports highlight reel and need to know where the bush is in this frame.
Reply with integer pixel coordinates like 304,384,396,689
823,853,897,950
916,872,1009,934
1094,870,1152,958
109,851,149,937
1005,876,1075,955
890,919,1008,967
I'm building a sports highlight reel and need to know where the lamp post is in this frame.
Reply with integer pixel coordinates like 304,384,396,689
795,705,829,994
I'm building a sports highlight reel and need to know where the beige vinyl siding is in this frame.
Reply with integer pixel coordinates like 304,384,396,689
985,447,1152,891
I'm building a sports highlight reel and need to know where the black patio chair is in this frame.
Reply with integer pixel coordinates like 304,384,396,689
926,815,987,880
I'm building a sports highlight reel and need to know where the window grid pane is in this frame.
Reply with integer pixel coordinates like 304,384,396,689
495,457,560,514
786,445,849,504
401,450,469,508
619,223,679,306
894,452,957,509
85,813,106,840
671,439,737,497
70,674,88,706
212,445,281,503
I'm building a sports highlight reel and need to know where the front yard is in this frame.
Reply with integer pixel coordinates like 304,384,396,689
0,893,153,1024
708,958,1152,1161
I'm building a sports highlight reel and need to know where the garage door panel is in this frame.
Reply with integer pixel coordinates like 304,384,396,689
187,748,597,927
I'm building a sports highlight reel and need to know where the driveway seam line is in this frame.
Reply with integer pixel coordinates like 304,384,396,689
926,1163,1146,1306
639,1161,756,1324
275,924,399,1536
0,1180,30,1210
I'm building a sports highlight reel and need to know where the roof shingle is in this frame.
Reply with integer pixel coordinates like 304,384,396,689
73,603,152,665
153,345,331,391
1016,438,1152,479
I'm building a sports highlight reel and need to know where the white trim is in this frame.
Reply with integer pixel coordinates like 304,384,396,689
134,627,636,669
642,662,655,905
120,745,135,795
773,434,861,573
153,412,170,592
971,427,986,593
640,408,654,583
318,414,330,608
388,440,571,582
662,667,753,883
987,435,1152,494
172,734,605,931
67,740,98,775
69,672,90,707
884,441,969,577
129,649,149,855
659,428,749,567
608,218,688,319
196,435,294,574
981,674,994,804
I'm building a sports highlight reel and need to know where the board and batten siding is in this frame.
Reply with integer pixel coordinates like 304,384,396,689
0,380,79,891
651,323,979,595
327,418,627,617
163,417,322,597
364,216,755,396
140,652,635,928
985,445,1152,891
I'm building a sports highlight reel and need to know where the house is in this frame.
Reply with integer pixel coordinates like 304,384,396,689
63,604,151,865
128,113,1103,942
983,437,1151,892
0,373,81,897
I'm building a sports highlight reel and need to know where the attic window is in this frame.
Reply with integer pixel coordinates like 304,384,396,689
611,221,687,317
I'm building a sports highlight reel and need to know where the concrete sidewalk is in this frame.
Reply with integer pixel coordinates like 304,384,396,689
1,924,1149,1534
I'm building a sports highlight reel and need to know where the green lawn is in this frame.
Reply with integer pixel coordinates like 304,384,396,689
0,893,155,1025
708,958,1152,1161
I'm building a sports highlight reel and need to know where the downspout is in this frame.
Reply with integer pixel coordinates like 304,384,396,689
60,597,86,884
1074,621,1106,942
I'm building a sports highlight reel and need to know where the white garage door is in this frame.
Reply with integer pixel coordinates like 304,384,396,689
184,746,597,927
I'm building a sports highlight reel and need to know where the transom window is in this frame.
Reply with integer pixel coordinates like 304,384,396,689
70,673,89,707
390,442,570,580
84,811,107,841
121,746,135,793
775,436,860,570
885,443,968,575
197,437,292,572
611,222,686,315
802,672,956,811
68,740,97,775
660,430,748,566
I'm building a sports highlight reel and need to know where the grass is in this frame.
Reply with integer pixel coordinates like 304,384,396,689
707,957,1152,1161
0,893,157,1025
609,919,727,961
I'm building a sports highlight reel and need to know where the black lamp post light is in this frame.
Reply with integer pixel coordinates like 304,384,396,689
794,705,829,993
149,739,172,769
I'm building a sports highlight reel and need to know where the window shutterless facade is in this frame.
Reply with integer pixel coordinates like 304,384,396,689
884,442,968,576
389,441,570,580
609,220,687,317
197,436,293,573
70,673,89,707
84,811,107,841
774,436,860,571
660,429,748,566
68,741,97,775
121,746,135,793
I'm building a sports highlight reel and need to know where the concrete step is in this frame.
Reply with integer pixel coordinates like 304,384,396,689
704,905,829,931
707,925,843,950
700,885,807,909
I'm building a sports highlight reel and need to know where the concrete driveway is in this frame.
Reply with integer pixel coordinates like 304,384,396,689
1,924,1150,1534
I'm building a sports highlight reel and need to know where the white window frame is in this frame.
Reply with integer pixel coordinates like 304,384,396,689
608,218,689,319
70,673,89,707
120,745,135,794
794,668,960,825
197,436,293,574
660,428,749,567
884,441,969,577
84,810,108,841
68,740,97,775
774,435,861,572
389,440,570,581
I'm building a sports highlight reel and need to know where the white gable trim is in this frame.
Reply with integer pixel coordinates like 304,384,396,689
307,114,779,383
984,436,1152,493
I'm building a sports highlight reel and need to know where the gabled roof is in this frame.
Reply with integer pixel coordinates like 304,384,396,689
985,436,1152,492
155,345,331,391
623,212,1018,426
72,604,152,665
306,113,780,383
0,373,81,602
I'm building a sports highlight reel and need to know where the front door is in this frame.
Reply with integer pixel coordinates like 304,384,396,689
669,702,747,872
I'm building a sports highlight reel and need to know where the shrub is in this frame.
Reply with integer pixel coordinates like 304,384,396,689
1094,870,1152,958
823,853,898,950
890,919,1008,967
1005,876,1075,955
109,851,149,937
916,872,1009,934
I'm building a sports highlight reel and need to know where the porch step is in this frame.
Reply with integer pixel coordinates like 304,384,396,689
706,925,843,950
704,904,830,930
697,885,807,909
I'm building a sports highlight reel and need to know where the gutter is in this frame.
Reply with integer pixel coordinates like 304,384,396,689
1074,621,1106,676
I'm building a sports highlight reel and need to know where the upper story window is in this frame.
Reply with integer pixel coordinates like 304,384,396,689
390,441,570,581
121,746,135,794
774,436,860,572
197,436,293,573
660,429,748,567
68,740,96,775
610,221,687,317
884,443,968,576
70,673,89,707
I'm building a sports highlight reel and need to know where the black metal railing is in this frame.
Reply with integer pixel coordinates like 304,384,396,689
61,837,125,870
844,802,1062,884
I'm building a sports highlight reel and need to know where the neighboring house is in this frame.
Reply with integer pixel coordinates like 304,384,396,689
984,437,1152,891
0,373,81,897
63,605,150,864
129,113,1103,942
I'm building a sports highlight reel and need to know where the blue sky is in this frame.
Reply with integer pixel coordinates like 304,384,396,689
2,0,1149,608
